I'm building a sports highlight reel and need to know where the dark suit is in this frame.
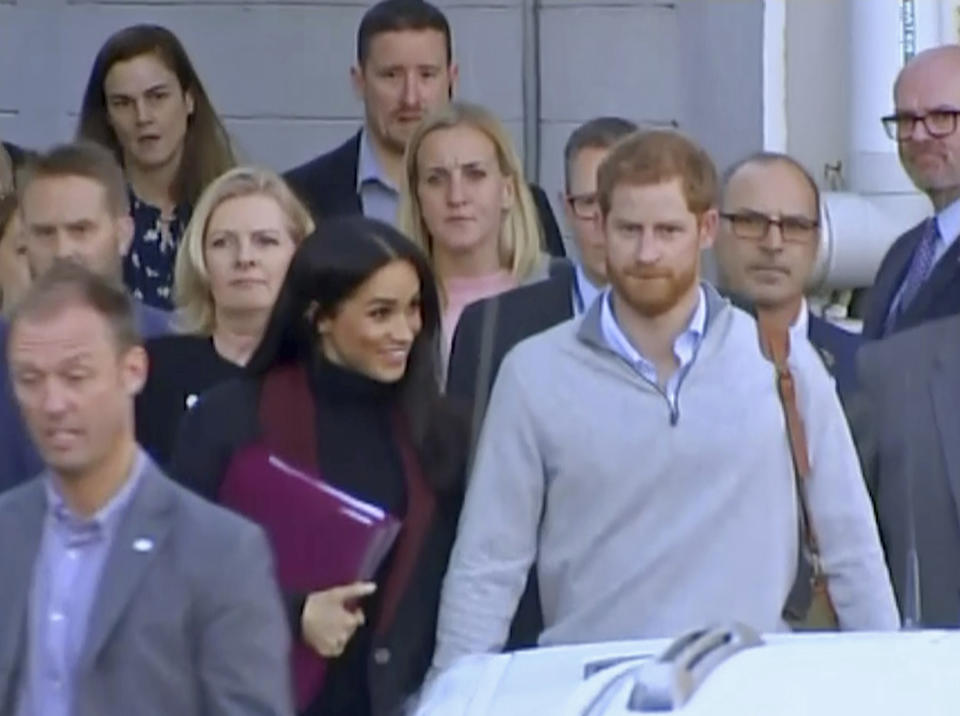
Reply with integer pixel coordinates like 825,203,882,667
862,220,960,339
0,457,294,715
445,260,576,650
284,131,567,258
447,260,576,444
808,313,861,396
0,322,43,493
850,314,960,626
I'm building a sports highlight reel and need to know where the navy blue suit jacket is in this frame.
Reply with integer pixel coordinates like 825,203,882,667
862,220,960,339
0,322,42,493
807,313,861,396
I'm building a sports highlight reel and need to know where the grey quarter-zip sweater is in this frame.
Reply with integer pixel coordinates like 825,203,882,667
432,285,898,670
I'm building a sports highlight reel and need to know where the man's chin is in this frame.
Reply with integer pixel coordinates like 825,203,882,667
743,278,794,306
622,290,679,318
385,128,416,154
41,449,89,476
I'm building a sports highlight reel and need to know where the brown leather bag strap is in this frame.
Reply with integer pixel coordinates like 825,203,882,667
756,313,820,558
757,315,811,479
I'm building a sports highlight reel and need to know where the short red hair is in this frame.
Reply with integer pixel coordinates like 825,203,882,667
597,130,718,216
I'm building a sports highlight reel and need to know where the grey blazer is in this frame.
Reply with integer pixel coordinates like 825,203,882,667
850,314,960,627
0,456,295,716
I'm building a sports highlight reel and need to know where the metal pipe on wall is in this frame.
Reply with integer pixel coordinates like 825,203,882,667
809,0,941,292
521,0,541,183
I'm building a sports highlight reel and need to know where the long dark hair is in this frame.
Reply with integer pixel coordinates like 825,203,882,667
76,24,236,208
249,216,464,491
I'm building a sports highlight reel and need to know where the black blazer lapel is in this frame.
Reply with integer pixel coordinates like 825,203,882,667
330,132,363,215
539,269,577,324
863,222,925,338
0,483,45,710
930,338,960,529
78,464,176,666
285,132,363,220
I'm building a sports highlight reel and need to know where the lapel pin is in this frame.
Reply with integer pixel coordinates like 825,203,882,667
133,538,154,553
185,394,199,410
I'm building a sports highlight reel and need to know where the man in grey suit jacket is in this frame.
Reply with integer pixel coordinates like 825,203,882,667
0,261,293,716
851,314,960,627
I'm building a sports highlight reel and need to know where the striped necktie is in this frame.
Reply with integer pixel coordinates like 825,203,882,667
886,218,940,333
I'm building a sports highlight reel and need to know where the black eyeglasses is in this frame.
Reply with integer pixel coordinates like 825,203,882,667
881,109,960,140
721,212,819,244
566,192,599,220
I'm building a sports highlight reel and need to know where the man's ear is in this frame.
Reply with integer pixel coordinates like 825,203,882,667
122,344,149,396
448,62,460,99
350,64,365,102
698,208,718,250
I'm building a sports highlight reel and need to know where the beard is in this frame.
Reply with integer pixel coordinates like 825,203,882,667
608,259,699,318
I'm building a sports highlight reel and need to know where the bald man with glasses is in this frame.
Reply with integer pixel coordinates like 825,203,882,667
714,152,862,396
862,45,960,339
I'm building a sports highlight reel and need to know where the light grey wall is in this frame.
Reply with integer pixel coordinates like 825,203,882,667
784,0,849,190
0,0,765,241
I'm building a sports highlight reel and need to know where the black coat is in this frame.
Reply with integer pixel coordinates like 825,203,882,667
135,335,245,469
447,260,576,446
169,372,466,716
444,260,576,649
284,132,567,258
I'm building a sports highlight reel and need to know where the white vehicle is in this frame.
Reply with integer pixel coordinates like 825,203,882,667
415,624,960,715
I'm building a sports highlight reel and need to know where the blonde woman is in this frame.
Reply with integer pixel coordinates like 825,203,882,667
398,101,555,360
135,166,313,465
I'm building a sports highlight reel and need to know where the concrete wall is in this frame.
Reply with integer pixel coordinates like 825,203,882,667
0,0,766,239
783,0,849,190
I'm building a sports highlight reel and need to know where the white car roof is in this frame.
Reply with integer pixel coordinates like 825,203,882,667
416,629,960,715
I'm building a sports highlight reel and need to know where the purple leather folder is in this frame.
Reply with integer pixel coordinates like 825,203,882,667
219,443,401,710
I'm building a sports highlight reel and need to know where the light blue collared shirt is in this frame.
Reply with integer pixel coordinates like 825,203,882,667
572,264,604,316
933,195,960,264
357,130,400,226
600,286,707,412
17,451,147,716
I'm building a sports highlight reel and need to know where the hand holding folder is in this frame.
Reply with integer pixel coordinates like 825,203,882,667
300,581,374,656
219,443,401,710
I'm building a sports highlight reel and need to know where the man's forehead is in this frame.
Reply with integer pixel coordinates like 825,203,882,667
723,162,815,210
608,179,695,219
366,29,448,65
897,49,960,101
22,175,109,214
570,146,608,181
10,307,110,357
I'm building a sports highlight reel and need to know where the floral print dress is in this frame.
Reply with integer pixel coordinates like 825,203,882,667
124,191,190,311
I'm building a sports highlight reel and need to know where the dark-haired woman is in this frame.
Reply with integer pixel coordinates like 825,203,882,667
77,24,236,309
170,215,467,716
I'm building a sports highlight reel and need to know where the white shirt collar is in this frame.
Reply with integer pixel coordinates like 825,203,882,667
789,297,809,344
600,285,707,370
